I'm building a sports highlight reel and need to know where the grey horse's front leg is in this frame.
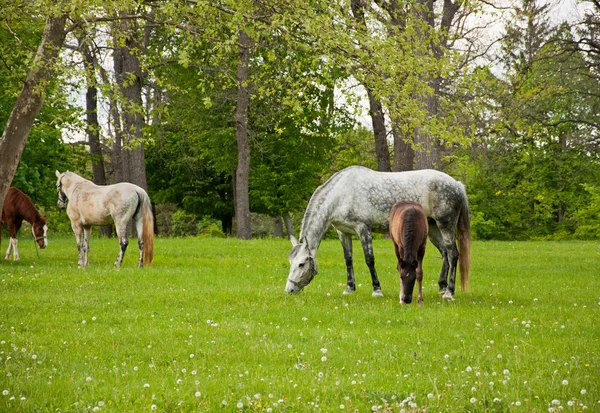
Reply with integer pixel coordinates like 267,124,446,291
356,225,383,297
337,230,356,295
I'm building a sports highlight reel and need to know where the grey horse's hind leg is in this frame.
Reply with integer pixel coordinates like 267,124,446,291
427,220,450,294
82,225,92,267
135,215,144,267
429,219,459,299
337,230,356,295
114,224,129,268
356,225,383,297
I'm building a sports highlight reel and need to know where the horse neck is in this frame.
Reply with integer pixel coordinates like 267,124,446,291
299,188,334,254
64,174,87,198
17,192,42,225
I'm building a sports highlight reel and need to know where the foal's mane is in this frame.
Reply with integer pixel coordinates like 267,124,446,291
401,207,417,262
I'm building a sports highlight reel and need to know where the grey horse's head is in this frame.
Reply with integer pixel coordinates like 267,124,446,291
55,170,68,209
285,236,318,293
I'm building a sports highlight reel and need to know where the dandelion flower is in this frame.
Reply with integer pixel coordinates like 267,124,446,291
237,401,243,408
515,401,521,406
340,404,345,409
321,356,327,362
195,391,201,397
466,366,472,372
561,380,568,386
580,389,586,395
151,404,157,410
470,397,477,403
143,383,150,388
2,390,8,396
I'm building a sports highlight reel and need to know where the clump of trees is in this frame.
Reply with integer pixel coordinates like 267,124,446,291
1,0,598,240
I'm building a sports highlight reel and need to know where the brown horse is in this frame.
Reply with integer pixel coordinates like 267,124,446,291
1,187,48,260
389,201,428,306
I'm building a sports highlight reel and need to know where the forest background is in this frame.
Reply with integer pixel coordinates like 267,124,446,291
1,0,599,241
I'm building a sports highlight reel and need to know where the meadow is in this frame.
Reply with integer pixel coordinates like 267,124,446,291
0,236,599,412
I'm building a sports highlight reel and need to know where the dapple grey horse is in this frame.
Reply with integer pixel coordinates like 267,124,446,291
285,166,470,299
56,171,154,268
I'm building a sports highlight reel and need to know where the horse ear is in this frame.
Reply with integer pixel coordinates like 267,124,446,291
290,235,298,247
55,170,61,178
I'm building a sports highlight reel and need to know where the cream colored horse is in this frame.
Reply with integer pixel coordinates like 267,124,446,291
55,171,154,268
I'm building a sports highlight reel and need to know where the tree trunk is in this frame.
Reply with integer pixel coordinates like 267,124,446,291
82,41,112,237
351,0,391,172
282,212,296,238
366,88,391,172
114,13,147,191
0,15,67,220
412,0,459,170
234,30,252,240
391,124,414,171
273,216,284,238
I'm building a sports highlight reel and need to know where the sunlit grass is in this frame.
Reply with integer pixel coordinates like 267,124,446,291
1,236,599,411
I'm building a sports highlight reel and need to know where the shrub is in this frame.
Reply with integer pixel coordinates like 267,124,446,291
171,209,198,237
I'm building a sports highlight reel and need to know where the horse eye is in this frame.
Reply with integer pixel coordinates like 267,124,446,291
298,262,305,268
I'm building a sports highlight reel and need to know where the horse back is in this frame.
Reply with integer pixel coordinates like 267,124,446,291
69,182,143,226
2,187,28,223
389,201,428,257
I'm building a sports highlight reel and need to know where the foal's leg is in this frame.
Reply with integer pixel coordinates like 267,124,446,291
82,226,92,267
427,221,450,295
114,224,129,268
337,230,356,295
356,225,383,297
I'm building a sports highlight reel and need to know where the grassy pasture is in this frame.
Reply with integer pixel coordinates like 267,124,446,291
0,236,599,412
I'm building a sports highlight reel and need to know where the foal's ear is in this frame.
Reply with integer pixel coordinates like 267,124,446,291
290,235,298,247
55,170,61,178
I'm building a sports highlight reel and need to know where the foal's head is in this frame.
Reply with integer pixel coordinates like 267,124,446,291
285,236,318,294
398,258,418,304
32,216,48,249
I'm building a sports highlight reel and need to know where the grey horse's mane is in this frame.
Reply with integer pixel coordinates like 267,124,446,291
299,169,347,240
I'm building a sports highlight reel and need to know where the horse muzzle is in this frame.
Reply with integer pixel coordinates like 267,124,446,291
285,279,304,294
58,200,66,209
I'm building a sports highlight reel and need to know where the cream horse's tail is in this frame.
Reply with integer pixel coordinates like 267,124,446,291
138,189,154,266
457,187,471,292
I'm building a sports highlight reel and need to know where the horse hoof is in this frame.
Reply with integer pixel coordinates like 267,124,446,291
343,289,355,295
439,288,447,295
372,290,384,298
442,291,454,300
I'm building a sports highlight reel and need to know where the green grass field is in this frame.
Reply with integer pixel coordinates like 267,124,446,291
0,236,599,412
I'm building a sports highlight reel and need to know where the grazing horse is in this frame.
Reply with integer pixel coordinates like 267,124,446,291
286,166,470,299
55,170,154,268
390,201,428,306
1,187,48,260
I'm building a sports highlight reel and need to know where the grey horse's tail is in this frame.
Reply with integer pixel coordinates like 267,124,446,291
138,189,154,266
457,186,471,291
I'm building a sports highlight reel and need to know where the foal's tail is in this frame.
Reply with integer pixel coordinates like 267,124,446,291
139,189,154,267
457,187,471,292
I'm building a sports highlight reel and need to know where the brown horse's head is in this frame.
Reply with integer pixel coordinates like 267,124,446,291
32,217,48,249
398,258,418,304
